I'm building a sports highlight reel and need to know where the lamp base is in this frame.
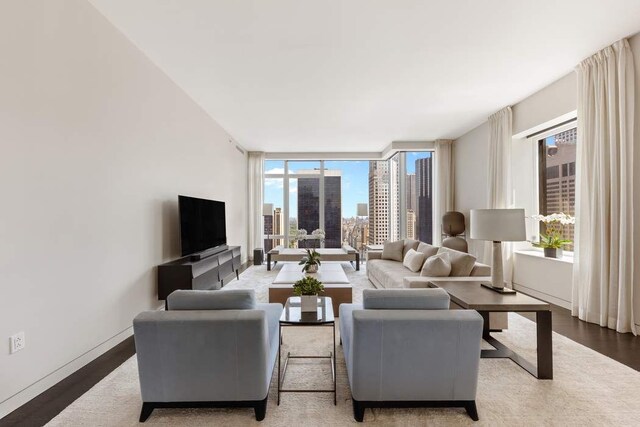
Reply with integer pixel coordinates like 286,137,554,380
481,283,517,294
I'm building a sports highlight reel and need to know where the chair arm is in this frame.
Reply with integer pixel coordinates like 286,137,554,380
367,251,382,261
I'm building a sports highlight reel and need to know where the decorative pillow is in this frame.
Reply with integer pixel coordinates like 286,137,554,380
363,289,450,310
437,247,477,277
381,240,404,262
167,289,256,310
421,252,452,277
402,239,420,257
402,249,426,272
416,242,439,258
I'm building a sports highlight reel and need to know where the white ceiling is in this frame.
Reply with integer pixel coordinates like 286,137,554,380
89,0,640,152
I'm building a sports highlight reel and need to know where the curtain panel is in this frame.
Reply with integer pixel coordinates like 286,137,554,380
434,139,454,245
572,39,636,335
247,152,265,261
485,107,514,283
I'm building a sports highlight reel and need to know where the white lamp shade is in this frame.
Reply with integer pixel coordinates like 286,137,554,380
357,203,368,217
470,209,526,242
262,203,274,216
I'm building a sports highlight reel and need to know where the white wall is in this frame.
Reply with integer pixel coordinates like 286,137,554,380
0,0,248,416
454,32,640,330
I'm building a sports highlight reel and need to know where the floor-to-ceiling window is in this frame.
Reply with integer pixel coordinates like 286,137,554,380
264,154,434,251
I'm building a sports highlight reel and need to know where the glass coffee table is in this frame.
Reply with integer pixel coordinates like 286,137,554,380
278,296,336,405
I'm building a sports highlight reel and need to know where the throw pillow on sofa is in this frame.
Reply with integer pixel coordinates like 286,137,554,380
382,240,404,262
437,247,477,276
402,248,426,272
421,252,452,277
402,239,420,257
416,242,438,258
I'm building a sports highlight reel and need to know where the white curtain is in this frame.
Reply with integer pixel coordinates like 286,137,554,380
433,139,454,245
572,39,636,335
485,107,514,283
247,152,265,260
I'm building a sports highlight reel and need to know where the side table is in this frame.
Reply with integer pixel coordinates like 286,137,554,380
278,296,336,405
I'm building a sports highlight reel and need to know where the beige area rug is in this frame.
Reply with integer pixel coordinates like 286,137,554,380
47,264,640,426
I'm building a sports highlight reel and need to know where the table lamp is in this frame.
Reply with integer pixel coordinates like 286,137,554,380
470,208,525,293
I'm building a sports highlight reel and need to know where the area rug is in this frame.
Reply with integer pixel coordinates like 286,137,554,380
47,264,640,426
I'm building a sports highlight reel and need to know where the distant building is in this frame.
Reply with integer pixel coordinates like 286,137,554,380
389,156,401,242
416,157,433,244
273,207,283,247
544,128,577,248
297,169,342,248
368,161,390,244
406,209,416,240
406,173,416,211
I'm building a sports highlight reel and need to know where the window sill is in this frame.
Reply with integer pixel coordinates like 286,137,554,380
514,249,574,264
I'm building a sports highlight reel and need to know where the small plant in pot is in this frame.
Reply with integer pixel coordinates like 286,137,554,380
299,248,322,273
293,276,325,312
531,213,575,258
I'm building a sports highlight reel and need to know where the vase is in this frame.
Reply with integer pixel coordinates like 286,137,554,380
300,295,318,312
543,248,563,259
306,264,318,273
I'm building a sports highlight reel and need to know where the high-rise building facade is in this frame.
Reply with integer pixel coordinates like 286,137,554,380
406,173,416,211
273,207,283,247
416,157,433,244
544,127,577,248
263,212,274,252
406,209,416,240
297,170,342,248
368,161,390,244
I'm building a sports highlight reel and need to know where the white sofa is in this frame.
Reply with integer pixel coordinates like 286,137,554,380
366,240,507,330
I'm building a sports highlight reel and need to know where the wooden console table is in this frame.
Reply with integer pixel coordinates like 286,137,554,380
428,280,553,380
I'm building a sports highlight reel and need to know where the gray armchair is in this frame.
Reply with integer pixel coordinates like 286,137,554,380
339,289,483,422
133,290,282,422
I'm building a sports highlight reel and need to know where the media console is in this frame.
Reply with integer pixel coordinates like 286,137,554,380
157,246,242,302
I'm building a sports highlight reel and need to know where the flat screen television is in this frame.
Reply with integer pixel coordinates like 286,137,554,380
178,195,227,257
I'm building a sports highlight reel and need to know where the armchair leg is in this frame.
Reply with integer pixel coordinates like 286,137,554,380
352,399,365,422
254,397,268,421
139,403,154,422
464,400,479,421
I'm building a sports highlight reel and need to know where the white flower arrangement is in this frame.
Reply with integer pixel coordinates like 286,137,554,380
311,229,325,237
531,213,575,225
297,228,308,237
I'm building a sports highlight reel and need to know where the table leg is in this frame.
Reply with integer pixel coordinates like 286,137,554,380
333,323,337,405
267,254,272,271
277,323,281,405
536,310,553,379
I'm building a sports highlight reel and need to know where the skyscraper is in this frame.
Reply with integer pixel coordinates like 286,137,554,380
263,211,273,252
406,173,416,211
273,207,283,247
297,169,342,248
368,161,390,244
406,209,416,240
416,156,433,244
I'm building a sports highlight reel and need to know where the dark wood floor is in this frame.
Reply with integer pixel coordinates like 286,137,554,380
2,274,638,426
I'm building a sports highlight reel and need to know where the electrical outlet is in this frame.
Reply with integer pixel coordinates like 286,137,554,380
10,332,25,354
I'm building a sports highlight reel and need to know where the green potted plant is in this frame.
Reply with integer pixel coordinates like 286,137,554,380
293,276,325,312
531,213,575,258
299,248,322,273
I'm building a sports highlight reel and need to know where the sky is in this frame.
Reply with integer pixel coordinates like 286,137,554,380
264,153,432,219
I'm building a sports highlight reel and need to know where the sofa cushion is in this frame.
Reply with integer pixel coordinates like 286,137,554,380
382,240,404,262
402,249,425,272
416,242,439,258
167,289,256,310
437,247,477,277
367,259,419,288
421,252,452,277
402,239,420,257
362,289,450,310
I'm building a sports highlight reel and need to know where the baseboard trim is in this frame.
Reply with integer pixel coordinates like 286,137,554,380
0,326,133,419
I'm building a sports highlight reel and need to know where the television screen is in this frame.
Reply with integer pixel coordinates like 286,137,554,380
178,195,227,256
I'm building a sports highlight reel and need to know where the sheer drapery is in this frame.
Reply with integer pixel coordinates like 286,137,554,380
434,139,454,245
247,152,265,260
485,107,514,284
572,39,636,335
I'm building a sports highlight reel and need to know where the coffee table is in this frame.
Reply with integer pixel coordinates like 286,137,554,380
269,264,352,314
428,280,553,380
277,296,336,405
